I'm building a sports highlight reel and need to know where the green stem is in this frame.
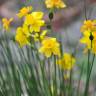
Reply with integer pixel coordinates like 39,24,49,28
89,54,95,78
84,50,90,96
53,56,57,96
86,54,95,91
84,51,95,96
47,58,53,96
77,62,84,96
69,55,73,96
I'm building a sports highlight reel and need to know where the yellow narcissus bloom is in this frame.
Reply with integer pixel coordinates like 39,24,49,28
45,0,66,8
24,12,45,32
81,20,96,32
15,26,30,47
39,37,60,57
80,31,96,54
17,6,32,18
2,18,13,31
57,53,75,70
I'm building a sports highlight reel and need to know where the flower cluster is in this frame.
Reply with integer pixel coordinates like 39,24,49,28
15,6,47,47
80,20,96,54
15,6,61,58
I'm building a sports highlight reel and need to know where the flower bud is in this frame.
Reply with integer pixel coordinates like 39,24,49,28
89,33,94,41
49,12,54,20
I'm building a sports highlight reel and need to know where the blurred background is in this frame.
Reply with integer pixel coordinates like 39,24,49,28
0,0,96,95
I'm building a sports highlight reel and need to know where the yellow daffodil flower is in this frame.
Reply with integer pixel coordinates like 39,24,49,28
15,26,30,47
81,20,96,33
45,0,66,8
80,30,96,54
57,53,75,70
2,18,13,31
24,12,45,32
17,6,32,18
39,37,60,57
